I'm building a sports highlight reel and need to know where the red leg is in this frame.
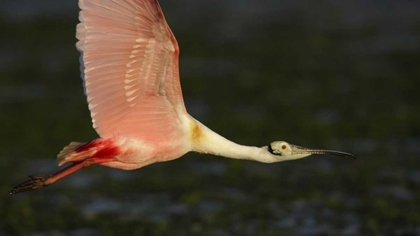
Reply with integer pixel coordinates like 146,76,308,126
10,157,116,195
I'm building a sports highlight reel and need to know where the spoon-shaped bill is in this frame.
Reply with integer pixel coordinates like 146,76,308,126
290,145,355,159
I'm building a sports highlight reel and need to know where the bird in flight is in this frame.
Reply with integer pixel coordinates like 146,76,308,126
10,0,354,194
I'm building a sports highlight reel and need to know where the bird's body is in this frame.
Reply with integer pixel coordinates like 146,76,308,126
10,0,354,194
64,0,196,170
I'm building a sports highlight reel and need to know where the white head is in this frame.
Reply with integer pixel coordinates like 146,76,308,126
189,120,355,163
261,141,355,162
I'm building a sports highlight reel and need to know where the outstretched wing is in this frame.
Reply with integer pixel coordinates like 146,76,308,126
77,0,187,141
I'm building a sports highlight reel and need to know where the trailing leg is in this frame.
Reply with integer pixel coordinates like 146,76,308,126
10,157,116,194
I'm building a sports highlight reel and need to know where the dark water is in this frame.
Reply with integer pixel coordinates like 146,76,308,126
1,0,419,235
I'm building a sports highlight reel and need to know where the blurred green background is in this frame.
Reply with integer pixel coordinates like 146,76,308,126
1,0,419,235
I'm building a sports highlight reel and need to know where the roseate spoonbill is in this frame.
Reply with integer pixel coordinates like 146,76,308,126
10,0,354,194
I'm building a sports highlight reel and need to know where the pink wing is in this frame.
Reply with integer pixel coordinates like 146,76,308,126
77,0,187,141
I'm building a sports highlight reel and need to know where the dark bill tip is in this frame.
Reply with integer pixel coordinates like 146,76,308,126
318,150,356,159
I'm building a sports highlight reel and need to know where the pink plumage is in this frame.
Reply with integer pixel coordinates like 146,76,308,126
78,0,185,140
75,0,191,169
10,0,354,195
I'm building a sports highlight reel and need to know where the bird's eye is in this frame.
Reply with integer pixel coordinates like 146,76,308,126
268,144,282,156
281,145,287,150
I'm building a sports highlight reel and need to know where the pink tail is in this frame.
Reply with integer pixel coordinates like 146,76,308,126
57,139,120,166
57,141,87,166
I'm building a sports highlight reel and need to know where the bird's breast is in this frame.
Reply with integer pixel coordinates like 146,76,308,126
112,135,190,165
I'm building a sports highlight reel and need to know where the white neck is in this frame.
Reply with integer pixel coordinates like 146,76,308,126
190,119,277,163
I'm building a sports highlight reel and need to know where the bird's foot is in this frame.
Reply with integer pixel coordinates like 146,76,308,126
10,174,52,195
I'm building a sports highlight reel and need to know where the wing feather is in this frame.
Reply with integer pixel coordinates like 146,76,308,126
77,0,186,140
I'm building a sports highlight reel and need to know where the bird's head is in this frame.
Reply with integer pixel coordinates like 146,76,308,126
262,141,355,162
